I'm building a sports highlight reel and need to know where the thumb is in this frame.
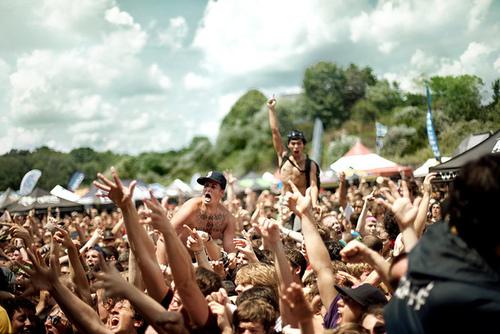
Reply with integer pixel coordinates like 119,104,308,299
288,180,300,195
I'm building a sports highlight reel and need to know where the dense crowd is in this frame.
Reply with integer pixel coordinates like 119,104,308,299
0,98,498,334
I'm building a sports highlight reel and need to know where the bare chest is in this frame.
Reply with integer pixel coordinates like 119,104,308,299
195,210,227,239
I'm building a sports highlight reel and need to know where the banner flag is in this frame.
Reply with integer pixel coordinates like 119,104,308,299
425,86,442,162
67,171,85,192
19,169,42,196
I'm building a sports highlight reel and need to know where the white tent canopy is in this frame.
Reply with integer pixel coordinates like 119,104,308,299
413,157,451,178
330,142,412,177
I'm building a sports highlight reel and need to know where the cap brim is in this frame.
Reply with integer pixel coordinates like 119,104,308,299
197,176,223,187
197,176,210,186
334,285,365,307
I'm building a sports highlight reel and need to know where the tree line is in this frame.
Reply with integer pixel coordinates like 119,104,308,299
1,61,499,190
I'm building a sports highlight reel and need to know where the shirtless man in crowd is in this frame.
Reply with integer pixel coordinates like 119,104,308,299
267,96,320,210
172,171,236,254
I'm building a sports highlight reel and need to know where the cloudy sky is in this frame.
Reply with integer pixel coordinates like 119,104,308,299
1,0,499,155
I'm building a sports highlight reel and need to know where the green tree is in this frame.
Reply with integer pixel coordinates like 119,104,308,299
303,61,347,128
343,64,377,109
429,75,483,121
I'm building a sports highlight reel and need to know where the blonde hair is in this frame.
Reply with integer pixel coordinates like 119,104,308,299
235,263,278,291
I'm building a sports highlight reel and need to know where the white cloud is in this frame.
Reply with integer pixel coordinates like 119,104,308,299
192,0,358,75
183,72,212,90
438,42,493,75
36,0,111,31
410,49,436,72
157,16,189,50
350,1,465,53
468,0,492,31
105,6,135,27
494,56,500,73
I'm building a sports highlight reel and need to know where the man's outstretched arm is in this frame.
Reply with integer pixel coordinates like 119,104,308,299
267,97,285,162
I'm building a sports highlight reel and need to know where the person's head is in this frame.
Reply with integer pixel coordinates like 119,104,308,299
4,297,39,334
236,285,279,311
235,263,278,295
335,284,387,325
85,249,101,270
195,267,223,297
197,171,227,205
106,299,143,334
45,305,73,334
284,247,307,279
364,217,378,237
447,154,500,269
430,202,441,220
287,129,306,157
361,236,383,254
361,305,385,334
233,299,277,334
353,200,364,214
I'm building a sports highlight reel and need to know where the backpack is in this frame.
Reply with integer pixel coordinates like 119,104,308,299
279,152,321,189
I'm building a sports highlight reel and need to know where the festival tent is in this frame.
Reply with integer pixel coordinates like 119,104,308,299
452,131,492,156
429,129,500,182
330,142,412,177
413,157,451,178
78,180,150,205
0,188,19,210
237,172,273,191
5,188,82,213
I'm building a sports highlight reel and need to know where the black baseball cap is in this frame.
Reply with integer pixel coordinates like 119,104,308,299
335,284,387,307
197,171,227,190
287,129,307,144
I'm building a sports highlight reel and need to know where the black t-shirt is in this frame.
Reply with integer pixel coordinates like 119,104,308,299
384,223,500,334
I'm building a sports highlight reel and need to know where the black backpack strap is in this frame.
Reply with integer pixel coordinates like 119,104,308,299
280,152,305,173
305,156,311,188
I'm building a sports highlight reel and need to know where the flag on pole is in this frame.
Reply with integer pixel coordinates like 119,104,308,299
425,86,442,162
311,117,324,166
375,122,388,154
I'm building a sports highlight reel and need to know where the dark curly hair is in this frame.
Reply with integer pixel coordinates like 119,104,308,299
446,154,500,267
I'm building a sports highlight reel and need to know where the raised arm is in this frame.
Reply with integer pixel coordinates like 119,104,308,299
93,168,169,302
340,240,392,290
144,195,210,327
267,97,285,162
24,248,111,334
286,182,337,310
94,255,188,334
53,226,92,305
355,192,374,234
257,217,298,328
337,172,347,210
414,173,436,237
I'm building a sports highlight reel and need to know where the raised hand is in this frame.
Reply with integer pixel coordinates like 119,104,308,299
208,300,231,332
9,225,33,247
376,180,421,229
22,246,60,292
423,172,437,194
93,167,136,208
233,237,259,263
53,226,74,249
267,96,277,110
281,282,314,324
143,192,170,231
183,225,204,253
340,240,371,264
93,253,128,299
254,218,281,251
285,181,312,217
